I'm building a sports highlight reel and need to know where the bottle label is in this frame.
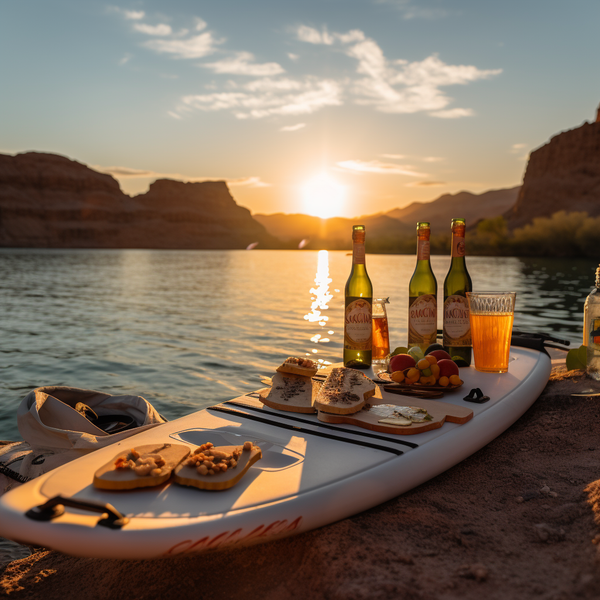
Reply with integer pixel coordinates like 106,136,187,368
443,295,471,347
353,243,365,265
452,236,466,258
408,294,437,346
344,297,372,350
417,240,430,261
592,318,600,347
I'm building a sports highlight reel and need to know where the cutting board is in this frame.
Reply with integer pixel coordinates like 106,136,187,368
317,395,473,435
258,373,321,413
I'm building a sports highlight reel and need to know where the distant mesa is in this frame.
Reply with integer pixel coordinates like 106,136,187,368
505,104,600,229
0,152,277,249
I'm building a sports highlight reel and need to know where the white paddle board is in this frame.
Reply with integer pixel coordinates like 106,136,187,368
0,346,551,559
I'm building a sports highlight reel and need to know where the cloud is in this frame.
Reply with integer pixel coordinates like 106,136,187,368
122,9,145,20
337,159,427,177
380,153,405,159
280,123,306,132
119,53,132,66
422,156,444,162
93,165,271,187
144,32,220,59
511,143,527,152
406,180,446,187
133,23,173,36
344,39,500,115
296,25,334,45
430,108,474,118
288,53,299,61
203,52,284,76
179,78,342,119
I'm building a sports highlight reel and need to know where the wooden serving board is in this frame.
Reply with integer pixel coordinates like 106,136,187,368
258,373,321,413
174,444,262,491
317,395,473,435
93,443,190,490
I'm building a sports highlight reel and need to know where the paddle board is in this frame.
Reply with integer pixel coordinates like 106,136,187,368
0,346,551,559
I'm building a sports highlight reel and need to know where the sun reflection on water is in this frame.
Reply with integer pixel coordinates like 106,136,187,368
304,250,334,366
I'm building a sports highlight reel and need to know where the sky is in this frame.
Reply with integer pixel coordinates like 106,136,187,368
1,0,599,219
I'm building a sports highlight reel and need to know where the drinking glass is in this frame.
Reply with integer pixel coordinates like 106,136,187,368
372,297,390,367
467,292,516,373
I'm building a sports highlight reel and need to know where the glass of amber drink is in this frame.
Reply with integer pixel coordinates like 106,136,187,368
372,297,390,367
466,292,516,373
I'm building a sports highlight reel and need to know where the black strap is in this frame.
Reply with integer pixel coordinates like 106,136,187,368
0,463,30,484
208,405,405,456
226,399,419,449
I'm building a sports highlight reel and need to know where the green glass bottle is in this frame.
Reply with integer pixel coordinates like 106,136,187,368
344,225,373,369
443,218,472,365
408,222,438,351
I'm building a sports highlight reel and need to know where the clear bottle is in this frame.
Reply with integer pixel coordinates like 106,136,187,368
344,225,373,369
584,265,600,380
408,222,437,351
443,218,473,365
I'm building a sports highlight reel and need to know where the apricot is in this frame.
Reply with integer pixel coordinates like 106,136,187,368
425,355,437,365
390,370,405,383
406,367,420,381
438,376,450,387
449,374,463,386
389,354,416,373
416,358,430,371
430,364,440,379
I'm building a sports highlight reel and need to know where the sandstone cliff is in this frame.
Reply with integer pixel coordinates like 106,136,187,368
0,152,275,249
506,118,600,228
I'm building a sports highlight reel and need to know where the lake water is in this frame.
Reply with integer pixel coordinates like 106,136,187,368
0,249,596,441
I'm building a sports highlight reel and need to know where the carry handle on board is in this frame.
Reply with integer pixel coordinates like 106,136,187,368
25,495,129,529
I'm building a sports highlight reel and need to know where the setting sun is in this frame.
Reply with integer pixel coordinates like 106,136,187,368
302,174,346,219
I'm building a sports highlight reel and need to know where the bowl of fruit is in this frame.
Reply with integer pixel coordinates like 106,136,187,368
378,344,464,390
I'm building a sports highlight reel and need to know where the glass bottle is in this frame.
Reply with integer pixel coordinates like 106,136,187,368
343,225,373,369
408,222,437,351
443,218,473,365
584,265,600,380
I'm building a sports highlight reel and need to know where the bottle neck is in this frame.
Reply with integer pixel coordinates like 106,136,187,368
416,237,430,262
352,240,366,266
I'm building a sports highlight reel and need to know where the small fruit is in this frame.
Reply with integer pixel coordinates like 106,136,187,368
425,355,438,365
390,370,405,383
451,356,470,368
428,349,452,362
430,363,440,379
425,343,445,355
420,367,432,377
406,367,420,380
389,354,416,373
437,358,460,379
438,376,450,387
390,346,409,357
449,374,463,386
420,375,436,385
416,358,430,371
407,346,425,361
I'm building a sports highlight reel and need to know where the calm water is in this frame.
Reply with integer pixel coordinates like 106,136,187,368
0,249,596,441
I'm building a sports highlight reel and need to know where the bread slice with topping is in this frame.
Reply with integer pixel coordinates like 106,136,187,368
314,367,376,415
276,356,318,378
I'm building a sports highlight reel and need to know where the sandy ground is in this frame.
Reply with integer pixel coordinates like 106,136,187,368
2,363,600,600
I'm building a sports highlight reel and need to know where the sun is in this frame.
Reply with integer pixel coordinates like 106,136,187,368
302,174,346,219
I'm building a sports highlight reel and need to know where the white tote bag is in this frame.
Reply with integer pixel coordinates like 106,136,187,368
1,386,167,493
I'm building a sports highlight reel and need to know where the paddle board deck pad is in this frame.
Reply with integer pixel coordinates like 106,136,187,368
0,347,551,559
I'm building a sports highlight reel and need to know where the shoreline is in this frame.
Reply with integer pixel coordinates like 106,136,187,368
2,353,600,598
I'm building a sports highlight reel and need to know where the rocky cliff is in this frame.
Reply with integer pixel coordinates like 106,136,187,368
506,117,600,228
0,152,275,249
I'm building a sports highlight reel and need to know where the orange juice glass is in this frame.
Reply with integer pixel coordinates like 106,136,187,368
466,292,516,373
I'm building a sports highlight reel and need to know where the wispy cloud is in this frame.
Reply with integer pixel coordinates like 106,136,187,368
203,52,284,76
296,25,334,45
407,180,446,187
280,123,306,132
133,23,173,36
119,53,132,66
94,165,271,187
430,108,474,118
179,78,342,119
337,159,427,177
510,142,529,161
423,156,444,162
144,32,220,59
